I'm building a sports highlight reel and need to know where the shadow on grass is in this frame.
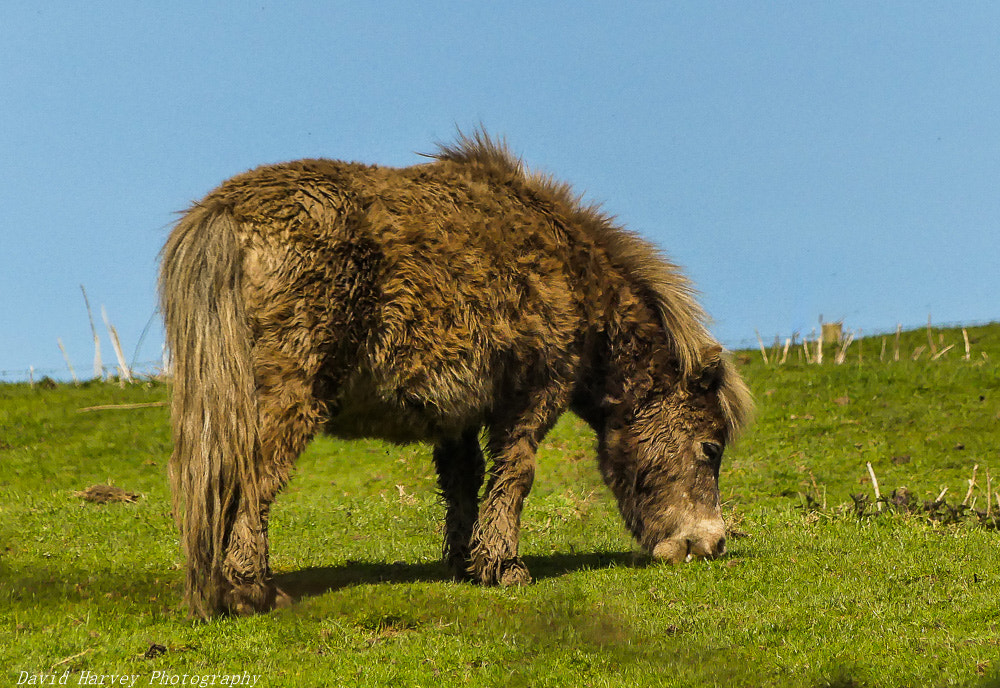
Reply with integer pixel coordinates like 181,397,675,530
275,550,639,601
6,548,741,612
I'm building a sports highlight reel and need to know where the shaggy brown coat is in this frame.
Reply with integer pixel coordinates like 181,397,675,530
160,132,752,618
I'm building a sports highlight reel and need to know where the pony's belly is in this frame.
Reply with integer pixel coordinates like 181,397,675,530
323,401,437,444
321,380,485,444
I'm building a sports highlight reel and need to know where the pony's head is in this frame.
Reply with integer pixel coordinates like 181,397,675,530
598,345,752,563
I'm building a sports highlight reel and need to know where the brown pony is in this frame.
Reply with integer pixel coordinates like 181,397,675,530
160,131,752,619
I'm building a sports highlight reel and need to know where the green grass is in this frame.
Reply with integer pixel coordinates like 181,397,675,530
2,324,1000,687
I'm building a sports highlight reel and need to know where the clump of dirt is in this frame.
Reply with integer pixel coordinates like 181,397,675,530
848,488,1000,529
143,643,167,659
74,485,140,504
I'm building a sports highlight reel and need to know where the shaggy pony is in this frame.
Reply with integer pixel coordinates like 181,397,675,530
160,131,752,618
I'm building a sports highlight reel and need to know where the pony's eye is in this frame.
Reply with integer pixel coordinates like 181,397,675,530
701,442,724,467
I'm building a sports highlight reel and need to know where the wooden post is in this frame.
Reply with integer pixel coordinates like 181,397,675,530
821,321,843,346
963,464,979,505
866,462,882,511
986,468,992,519
81,285,102,379
931,344,955,361
102,306,134,384
57,338,79,384
755,330,769,365
835,331,854,365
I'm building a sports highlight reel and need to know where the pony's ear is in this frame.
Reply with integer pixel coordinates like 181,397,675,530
700,344,724,367
695,344,725,390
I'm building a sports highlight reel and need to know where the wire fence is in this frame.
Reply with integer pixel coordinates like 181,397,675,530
725,317,999,353
4,317,996,384
0,360,166,385
0,285,168,385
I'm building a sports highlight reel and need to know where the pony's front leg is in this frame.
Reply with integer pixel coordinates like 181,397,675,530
470,433,537,585
469,382,569,585
471,388,564,586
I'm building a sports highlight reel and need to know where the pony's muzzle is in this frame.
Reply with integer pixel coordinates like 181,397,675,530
651,524,727,564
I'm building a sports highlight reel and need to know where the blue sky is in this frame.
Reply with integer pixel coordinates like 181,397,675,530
2,2,998,379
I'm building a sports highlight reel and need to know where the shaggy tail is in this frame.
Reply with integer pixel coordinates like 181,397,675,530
159,205,259,619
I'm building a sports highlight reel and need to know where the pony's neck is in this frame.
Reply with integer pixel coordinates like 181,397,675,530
570,307,682,432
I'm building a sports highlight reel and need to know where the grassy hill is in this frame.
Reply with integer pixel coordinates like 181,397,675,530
1,324,999,687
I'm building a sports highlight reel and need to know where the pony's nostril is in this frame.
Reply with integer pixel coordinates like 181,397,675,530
693,534,727,559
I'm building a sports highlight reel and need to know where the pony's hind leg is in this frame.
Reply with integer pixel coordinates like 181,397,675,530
221,353,324,615
432,426,485,580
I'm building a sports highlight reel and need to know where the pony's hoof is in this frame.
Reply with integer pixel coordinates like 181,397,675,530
473,556,532,586
446,555,474,582
498,559,532,586
224,582,290,615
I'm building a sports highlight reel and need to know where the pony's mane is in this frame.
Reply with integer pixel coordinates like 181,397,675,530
433,130,753,440
432,129,524,174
